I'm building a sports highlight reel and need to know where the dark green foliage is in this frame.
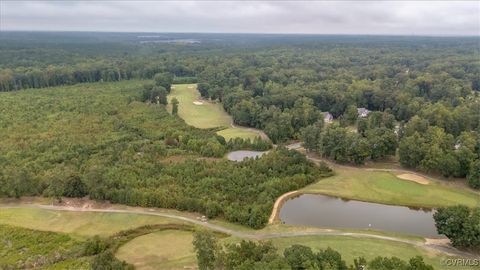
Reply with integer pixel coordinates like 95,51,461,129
83,235,111,256
226,136,273,151
171,97,179,115
92,251,133,270
153,72,174,92
467,160,480,189
198,83,210,98
433,206,480,250
284,245,317,269
367,256,433,270
192,230,221,270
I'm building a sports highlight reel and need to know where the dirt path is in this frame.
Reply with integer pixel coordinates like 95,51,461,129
0,203,476,258
268,190,299,224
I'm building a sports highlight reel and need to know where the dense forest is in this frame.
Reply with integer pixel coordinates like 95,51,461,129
0,81,328,228
1,32,478,186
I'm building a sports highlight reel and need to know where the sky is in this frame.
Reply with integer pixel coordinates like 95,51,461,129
1,1,479,36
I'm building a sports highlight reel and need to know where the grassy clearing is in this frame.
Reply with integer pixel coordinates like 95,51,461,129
216,127,260,141
116,230,197,270
0,208,180,236
167,84,261,140
303,166,480,208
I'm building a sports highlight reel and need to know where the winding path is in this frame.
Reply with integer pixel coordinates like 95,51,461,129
0,203,476,259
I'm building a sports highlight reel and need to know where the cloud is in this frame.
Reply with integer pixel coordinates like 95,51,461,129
1,1,479,36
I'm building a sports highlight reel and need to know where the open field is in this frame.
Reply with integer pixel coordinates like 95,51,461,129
302,166,480,208
116,230,197,270
167,84,263,140
0,208,180,236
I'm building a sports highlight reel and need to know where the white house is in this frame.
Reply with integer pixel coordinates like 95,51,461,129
323,112,333,123
357,108,371,118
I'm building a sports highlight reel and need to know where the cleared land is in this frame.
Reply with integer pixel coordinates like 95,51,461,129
167,84,264,140
302,166,480,208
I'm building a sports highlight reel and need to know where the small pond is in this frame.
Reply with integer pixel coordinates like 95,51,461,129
227,150,267,162
279,194,440,237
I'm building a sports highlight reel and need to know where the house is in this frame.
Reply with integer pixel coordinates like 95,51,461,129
357,107,371,118
323,112,333,123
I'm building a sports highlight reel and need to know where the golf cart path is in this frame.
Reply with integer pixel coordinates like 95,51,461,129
0,203,475,258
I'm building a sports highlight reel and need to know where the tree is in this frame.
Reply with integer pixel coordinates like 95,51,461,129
467,160,480,189
153,72,174,92
368,257,407,270
283,244,317,270
434,206,480,249
198,83,210,99
366,128,397,160
192,230,221,270
316,247,347,270
407,256,434,270
301,121,323,152
171,97,179,115
343,105,358,125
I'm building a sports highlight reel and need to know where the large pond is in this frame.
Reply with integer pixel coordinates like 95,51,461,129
279,194,440,237
227,150,267,161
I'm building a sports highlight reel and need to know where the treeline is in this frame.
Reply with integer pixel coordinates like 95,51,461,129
192,230,434,270
301,109,480,188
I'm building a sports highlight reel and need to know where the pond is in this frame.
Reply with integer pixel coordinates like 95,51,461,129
226,150,267,161
279,194,440,237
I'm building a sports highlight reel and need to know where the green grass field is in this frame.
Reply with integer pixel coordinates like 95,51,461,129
303,166,480,208
0,208,180,236
116,230,197,270
167,84,261,140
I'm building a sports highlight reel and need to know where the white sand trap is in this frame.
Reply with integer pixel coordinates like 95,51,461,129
188,86,194,89
396,173,430,185
193,101,204,105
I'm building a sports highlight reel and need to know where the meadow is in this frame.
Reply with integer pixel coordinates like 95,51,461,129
167,84,264,140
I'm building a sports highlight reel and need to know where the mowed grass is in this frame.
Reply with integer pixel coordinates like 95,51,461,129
216,127,260,141
116,230,197,270
303,166,480,208
0,208,180,236
167,84,260,140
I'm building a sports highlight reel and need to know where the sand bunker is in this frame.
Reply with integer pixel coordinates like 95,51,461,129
193,101,204,105
396,173,430,185
188,86,194,89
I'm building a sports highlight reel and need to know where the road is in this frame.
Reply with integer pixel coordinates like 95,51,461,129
1,203,476,258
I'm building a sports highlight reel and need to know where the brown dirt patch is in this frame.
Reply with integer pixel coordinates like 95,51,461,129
396,173,430,185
